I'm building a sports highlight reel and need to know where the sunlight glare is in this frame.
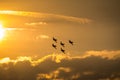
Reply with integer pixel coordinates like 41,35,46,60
0,57,10,64
0,24,5,40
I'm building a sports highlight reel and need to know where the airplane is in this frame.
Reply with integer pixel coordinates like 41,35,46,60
53,37,57,43
52,44,57,49
60,48,65,53
69,40,74,45
60,41,65,47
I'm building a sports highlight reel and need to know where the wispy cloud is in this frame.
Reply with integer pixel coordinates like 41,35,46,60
36,35,50,40
25,22,47,26
0,10,92,24
5,28,26,31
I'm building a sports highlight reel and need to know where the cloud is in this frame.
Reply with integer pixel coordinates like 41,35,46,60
82,50,120,59
5,28,27,31
0,57,10,64
37,67,71,80
0,50,120,80
25,22,47,26
0,10,92,25
36,35,49,40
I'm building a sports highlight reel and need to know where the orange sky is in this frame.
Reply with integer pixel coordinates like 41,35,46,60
0,0,119,58
0,1,120,80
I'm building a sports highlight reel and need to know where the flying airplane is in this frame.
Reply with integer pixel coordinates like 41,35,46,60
60,48,65,53
52,44,57,49
53,37,57,43
60,41,65,47
69,40,74,45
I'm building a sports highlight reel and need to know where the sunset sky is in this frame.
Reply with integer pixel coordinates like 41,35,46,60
0,0,120,80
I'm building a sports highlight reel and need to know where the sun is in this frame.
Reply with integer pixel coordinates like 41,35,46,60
0,24,5,40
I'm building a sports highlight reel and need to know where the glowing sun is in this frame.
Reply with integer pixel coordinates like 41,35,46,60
0,24,5,40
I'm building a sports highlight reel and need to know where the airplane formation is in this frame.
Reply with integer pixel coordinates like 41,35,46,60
52,37,74,53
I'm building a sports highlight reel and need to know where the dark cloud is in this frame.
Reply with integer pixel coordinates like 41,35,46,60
0,51,120,80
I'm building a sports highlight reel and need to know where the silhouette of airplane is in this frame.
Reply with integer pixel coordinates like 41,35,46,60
69,40,74,45
61,48,65,53
60,41,65,47
52,44,57,49
53,37,57,43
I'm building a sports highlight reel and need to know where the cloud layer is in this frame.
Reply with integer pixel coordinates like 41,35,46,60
0,50,120,80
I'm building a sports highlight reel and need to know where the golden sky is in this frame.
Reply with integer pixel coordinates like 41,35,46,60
0,1,120,80
0,0,119,57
